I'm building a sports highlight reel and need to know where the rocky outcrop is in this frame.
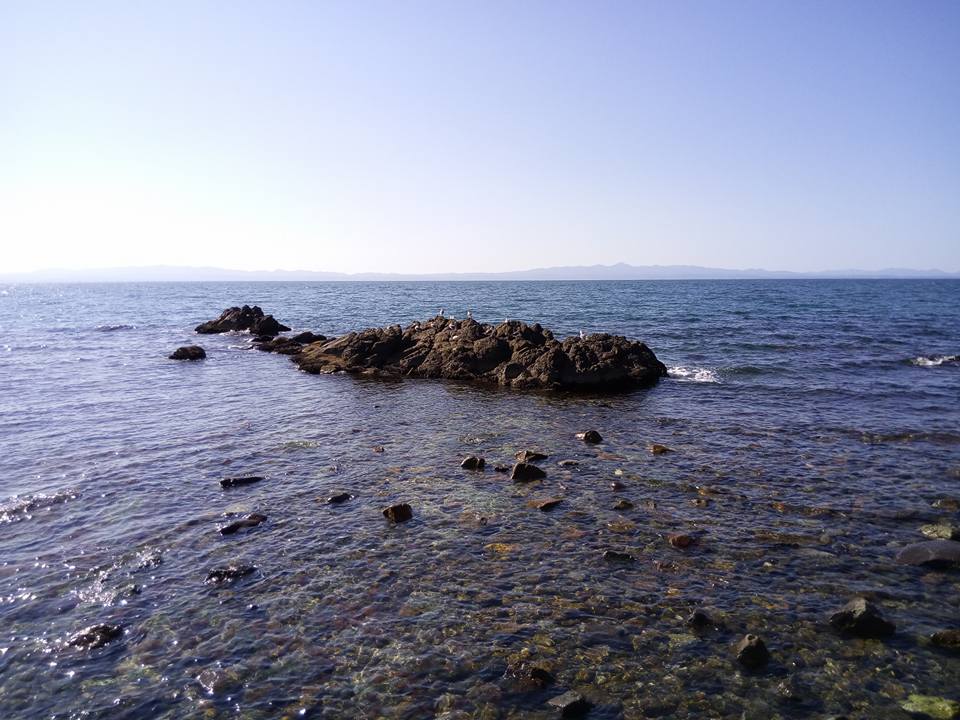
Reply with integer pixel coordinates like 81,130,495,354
829,598,895,638
195,306,290,337
293,316,666,391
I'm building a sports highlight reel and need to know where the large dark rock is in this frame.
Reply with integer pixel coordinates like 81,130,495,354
511,462,546,482
195,306,290,337
219,513,267,535
67,623,123,649
735,634,770,669
829,598,895,638
383,503,413,523
169,345,206,360
205,564,256,584
293,316,666,392
895,540,960,568
220,476,263,489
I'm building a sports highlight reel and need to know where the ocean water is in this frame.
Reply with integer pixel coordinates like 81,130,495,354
0,280,958,719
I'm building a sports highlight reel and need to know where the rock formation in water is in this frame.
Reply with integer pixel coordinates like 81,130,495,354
169,345,206,360
195,305,290,337
292,316,666,391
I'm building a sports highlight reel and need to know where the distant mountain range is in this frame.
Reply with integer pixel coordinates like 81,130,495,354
1,262,958,283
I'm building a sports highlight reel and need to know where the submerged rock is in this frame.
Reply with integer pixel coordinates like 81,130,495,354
383,503,413,523
205,564,256,584
220,476,264,489
649,443,673,455
900,694,960,720
511,462,546,482
668,533,699,549
493,464,510,473
219,513,267,535
326,492,353,504
931,629,960,651
921,523,960,541
546,690,592,717
829,598,895,638
67,623,123,649
515,450,548,463
460,456,486,471
293,316,666,391
169,345,206,360
576,430,603,444
602,550,634,562
535,498,563,511
613,499,634,510
895,539,960,568
504,660,554,689
735,634,770,669
196,305,290,337
686,609,717,631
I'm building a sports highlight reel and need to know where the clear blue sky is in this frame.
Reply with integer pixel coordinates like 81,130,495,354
2,1,958,273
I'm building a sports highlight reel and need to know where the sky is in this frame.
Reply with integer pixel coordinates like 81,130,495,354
1,0,958,274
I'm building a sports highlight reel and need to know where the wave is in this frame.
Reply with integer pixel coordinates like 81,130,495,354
0,490,81,523
909,354,958,367
667,366,720,383
95,324,135,332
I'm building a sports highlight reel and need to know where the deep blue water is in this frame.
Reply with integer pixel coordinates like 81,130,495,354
0,280,958,719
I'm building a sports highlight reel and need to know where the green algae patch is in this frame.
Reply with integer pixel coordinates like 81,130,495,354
901,694,960,719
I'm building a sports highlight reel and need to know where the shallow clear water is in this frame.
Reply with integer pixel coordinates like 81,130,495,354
0,280,958,719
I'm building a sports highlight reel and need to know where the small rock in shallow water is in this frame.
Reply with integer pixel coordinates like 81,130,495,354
932,498,960,511
169,345,206,360
895,539,960,568
735,634,770,669
829,597,895,638
493,464,510,473
67,623,123,649
546,690,592,717
536,498,563,512
383,503,413,523
610,480,625,490
205,564,255,584
931,629,960,651
504,660,554,689
372,445,385,453
900,694,960,720
460,455,485,470
220,476,264,489
219,513,266,535
649,443,673,454
558,459,579,467
576,430,602,444
602,550,634,562
515,450,548,463
613,499,634,510
686,609,716,631
921,523,960,540
326,492,353,504
511,462,546,482
668,533,699,549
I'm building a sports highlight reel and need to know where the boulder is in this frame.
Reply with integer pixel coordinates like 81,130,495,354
735,634,770,669
220,476,263,489
195,306,290,337
219,513,267,535
576,430,603,443
460,456,485,471
895,540,960,568
383,503,413,523
67,623,123,649
205,564,256,584
511,462,546,482
921,523,960,541
169,345,206,360
292,316,666,392
829,598,895,638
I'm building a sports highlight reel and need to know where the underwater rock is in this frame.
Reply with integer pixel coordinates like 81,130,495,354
895,539,960,568
932,498,960,511
219,513,267,535
205,564,256,584
169,345,206,360
383,503,413,523
931,629,960,651
511,462,546,482
293,316,666,391
326,492,353,504
921,523,960,540
900,694,960,720
686,608,718,632
67,623,123,649
546,690,592,717
515,450,548,463
493,464,510,473
558,459,579,467
602,550,634,562
649,443,673,455
576,430,603,443
195,305,290,337
504,660,554,689
220,476,264,489
535,498,563,511
829,598,895,638
735,634,770,669
613,499,634,510
461,456,486,470
668,533,699,549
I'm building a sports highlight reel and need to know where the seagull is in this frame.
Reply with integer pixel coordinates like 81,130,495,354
579,330,585,340
466,310,473,319
439,308,445,317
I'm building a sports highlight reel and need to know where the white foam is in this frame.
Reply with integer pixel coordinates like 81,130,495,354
668,366,720,383
911,354,958,367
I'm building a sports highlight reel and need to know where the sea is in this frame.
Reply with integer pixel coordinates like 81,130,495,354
1,280,958,719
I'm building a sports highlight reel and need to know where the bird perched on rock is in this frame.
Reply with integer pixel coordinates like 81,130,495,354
579,330,585,340
467,310,473,319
